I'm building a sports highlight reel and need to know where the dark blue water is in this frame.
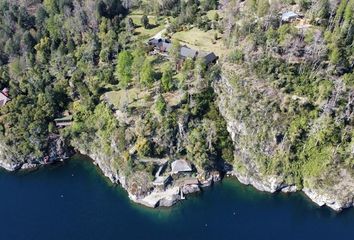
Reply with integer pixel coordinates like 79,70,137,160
1,156,354,240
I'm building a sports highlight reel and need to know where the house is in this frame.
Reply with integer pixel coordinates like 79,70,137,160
0,88,10,107
199,51,218,65
148,37,218,65
171,159,192,174
148,38,172,53
153,175,171,188
175,177,199,189
281,11,301,23
54,115,73,128
180,46,198,59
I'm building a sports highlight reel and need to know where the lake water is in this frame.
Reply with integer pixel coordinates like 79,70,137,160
1,155,354,240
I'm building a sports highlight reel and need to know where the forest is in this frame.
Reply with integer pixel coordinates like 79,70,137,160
2,0,354,209
0,0,230,180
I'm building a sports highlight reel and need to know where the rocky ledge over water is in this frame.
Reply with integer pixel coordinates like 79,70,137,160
214,69,354,212
0,135,72,171
75,143,220,208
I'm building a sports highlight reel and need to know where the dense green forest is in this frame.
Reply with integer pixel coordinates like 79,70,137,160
0,0,230,179
0,0,126,162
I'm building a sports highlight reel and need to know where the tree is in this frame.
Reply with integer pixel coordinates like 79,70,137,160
213,12,219,22
194,58,207,82
43,0,59,14
257,0,270,17
186,126,209,170
115,51,133,88
317,0,330,19
155,94,167,115
22,31,36,53
140,58,154,87
132,46,146,82
161,63,173,92
169,40,181,69
97,0,107,17
141,15,149,29
4,39,17,56
126,17,135,33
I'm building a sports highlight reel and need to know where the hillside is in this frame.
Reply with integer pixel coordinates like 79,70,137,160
1,0,354,210
217,0,354,210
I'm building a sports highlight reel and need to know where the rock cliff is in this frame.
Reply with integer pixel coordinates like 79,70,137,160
214,66,354,211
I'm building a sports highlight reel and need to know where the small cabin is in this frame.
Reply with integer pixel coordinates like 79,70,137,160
171,159,192,174
54,115,73,128
153,175,171,189
0,88,10,107
199,51,218,65
281,11,301,23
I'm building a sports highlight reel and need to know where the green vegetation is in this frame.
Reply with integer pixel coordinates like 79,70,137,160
0,0,233,183
116,51,133,89
222,0,354,189
6,0,354,203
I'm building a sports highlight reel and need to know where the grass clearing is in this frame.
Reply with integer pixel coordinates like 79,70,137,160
171,27,227,57
105,88,152,109
128,12,167,40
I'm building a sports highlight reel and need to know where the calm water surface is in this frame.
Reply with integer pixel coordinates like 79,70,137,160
1,156,354,240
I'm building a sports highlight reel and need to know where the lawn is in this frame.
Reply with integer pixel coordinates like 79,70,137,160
104,88,153,110
128,12,167,40
171,27,227,57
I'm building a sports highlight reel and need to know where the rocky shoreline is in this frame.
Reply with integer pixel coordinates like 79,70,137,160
76,148,219,208
0,82,353,211
213,72,354,212
1,152,353,211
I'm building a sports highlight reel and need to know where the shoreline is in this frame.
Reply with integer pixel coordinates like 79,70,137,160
0,155,352,212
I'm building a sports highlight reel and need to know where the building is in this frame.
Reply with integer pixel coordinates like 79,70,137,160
281,11,301,23
54,115,73,128
0,88,10,107
171,159,192,174
148,38,171,53
153,175,171,188
199,51,218,65
148,38,218,65
180,45,198,59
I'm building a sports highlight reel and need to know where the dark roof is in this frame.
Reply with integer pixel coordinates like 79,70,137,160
199,51,218,64
148,38,218,63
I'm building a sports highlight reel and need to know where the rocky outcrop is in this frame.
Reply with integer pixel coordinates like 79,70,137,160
214,69,354,211
0,135,72,171
231,170,288,193
302,168,354,211
134,187,181,208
